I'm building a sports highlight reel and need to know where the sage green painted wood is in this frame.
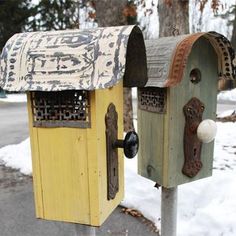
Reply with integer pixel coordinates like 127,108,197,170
167,37,218,187
137,107,165,185
138,37,218,187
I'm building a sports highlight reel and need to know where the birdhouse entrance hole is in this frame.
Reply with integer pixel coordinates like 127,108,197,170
190,68,201,84
30,90,90,128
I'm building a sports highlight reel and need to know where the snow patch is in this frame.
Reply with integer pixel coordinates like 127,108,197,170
1,122,236,235
0,94,27,103
137,0,159,39
218,89,236,103
0,138,31,175
123,122,236,235
217,109,235,118
189,0,235,37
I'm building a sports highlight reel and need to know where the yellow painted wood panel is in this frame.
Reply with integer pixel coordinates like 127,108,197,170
37,127,90,223
86,91,101,225
27,93,44,218
93,82,124,225
28,91,91,224
27,83,124,226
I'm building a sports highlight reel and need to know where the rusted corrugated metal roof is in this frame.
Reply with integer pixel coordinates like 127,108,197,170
0,25,147,91
145,32,236,88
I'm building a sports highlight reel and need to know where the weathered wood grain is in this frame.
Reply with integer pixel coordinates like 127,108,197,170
27,82,125,226
138,37,218,187
145,32,235,88
166,38,218,187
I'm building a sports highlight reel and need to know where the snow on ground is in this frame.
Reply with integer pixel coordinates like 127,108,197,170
0,93,27,103
217,109,235,118
0,2,232,234
123,122,236,236
218,88,236,103
0,138,31,175
0,122,236,235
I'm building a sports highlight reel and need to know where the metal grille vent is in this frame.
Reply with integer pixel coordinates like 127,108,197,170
31,90,90,128
138,87,167,113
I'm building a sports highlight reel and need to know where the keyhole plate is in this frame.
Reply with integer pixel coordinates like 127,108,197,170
182,97,205,178
105,103,119,200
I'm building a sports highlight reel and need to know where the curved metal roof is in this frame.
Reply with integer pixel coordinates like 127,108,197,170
145,32,236,87
0,25,147,91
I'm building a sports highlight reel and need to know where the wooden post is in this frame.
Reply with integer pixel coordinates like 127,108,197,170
161,186,178,236
74,224,96,236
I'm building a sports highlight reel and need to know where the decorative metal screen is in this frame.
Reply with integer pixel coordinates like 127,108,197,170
31,90,90,128
138,87,167,113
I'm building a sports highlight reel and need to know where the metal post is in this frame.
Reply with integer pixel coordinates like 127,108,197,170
0,88,6,98
74,224,96,236
161,186,178,236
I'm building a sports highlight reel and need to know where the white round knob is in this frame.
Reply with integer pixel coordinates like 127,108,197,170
197,119,217,143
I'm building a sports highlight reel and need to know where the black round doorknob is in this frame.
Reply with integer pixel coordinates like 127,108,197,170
113,131,139,159
123,131,139,159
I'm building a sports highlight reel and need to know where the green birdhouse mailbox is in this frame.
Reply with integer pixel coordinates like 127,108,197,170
138,32,236,188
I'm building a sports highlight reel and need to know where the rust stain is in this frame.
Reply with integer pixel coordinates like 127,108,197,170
165,33,204,87
162,31,235,87
182,97,205,178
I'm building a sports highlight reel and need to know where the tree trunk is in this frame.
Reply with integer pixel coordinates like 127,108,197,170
231,7,236,51
229,8,236,89
94,0,134,132
94,0,127,27
158,0,189,37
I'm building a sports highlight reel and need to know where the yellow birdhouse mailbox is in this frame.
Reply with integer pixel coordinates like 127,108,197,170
0,26,147,226
138,32,236,188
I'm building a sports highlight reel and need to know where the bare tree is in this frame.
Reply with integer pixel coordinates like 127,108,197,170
94,0,127,27
232,7,236,50
94,0,135,132
220,4,236,50
158,0,189,37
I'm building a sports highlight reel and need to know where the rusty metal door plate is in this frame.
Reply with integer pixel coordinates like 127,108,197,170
105,103,139,200
183,97,205,178
105,103,119,200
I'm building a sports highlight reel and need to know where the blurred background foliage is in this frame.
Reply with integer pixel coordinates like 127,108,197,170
0,0,235,51
0,0,235,99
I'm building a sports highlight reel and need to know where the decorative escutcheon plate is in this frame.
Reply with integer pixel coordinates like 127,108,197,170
105,103,119,200
182,97,205,178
